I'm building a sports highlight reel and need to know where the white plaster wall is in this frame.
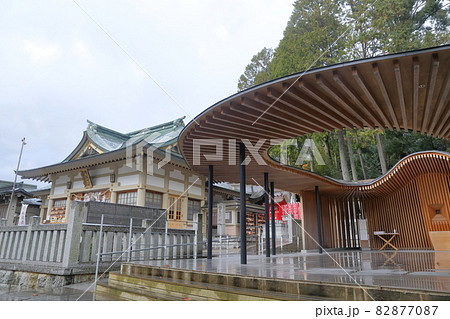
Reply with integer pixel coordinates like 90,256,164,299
146,175,165,188
188,186,202,196
54,175,70,185
89,167,113,177
169,180,184,192
117,174,139,185
188,175,201,185
92,175,110,186
118,164,137,175
169,169,184,181
53,185,66,195
73,180,84,189
150,163,165,176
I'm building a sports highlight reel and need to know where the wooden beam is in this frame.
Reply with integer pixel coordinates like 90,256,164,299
431,68,450,136
373,63,400,131
393,60,408,130
254,91,324,132
228,102,308,137
241,97,310,135
413,57,420,132
316,74,370,129
421,54,440,134
270,87,335,131
333,71,384,128
282,85,349,129
352,66,393,130
298,78,359,128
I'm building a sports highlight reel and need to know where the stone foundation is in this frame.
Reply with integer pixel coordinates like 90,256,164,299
0,270,98,288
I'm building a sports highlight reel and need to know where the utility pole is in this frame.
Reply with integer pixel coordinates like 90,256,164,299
6,138,26,225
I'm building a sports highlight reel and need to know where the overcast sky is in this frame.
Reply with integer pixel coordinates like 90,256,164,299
0,0,294,188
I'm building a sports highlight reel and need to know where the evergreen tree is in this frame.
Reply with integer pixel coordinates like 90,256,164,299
239,0,450,180
237,47,274,91
270,0,347,78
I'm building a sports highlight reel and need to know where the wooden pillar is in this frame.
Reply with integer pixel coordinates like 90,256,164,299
315,186,323,254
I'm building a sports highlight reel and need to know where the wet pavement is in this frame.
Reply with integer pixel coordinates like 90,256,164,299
0,281,99,301
137,250,450,293
1,250,449,300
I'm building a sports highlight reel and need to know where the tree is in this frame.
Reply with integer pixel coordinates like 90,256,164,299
336,130,351,181
346,0,450,59
237,47,273,91
270,0,347,78
375,133,387,174
238,0,450,181
346,133,359,180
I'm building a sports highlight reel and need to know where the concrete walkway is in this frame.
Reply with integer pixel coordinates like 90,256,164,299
137,250,450,294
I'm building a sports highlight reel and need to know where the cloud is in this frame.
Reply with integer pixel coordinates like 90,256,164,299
22,40,61,64
215,25,229,40
71,39,93,66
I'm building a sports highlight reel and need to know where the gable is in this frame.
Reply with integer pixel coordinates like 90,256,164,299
76,142,103,160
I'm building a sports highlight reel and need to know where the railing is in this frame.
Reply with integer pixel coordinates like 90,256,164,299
0,201,202,276
0,218,67,265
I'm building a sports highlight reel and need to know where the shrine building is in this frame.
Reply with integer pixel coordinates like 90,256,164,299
16,117,205,229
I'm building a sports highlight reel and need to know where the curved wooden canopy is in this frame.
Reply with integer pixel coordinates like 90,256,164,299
179,45,450,196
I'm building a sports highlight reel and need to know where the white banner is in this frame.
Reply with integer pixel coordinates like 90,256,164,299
18,203,29,226
217,203,225,236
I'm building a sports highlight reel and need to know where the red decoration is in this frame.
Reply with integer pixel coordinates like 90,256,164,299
268,202,302,220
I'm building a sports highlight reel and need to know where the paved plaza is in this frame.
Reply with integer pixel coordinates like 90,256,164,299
138,250,450,294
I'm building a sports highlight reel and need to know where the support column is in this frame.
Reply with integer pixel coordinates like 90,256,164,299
239,143,247,264
110,190,117,204
315,186,323,254
207,165,213,259
137,158,147,207
264,173,270,257
270,181,276,255
137,188,146,207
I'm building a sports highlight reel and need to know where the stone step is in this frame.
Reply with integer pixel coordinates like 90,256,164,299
104,271,319,301
118,263,450,301
96,283,177,301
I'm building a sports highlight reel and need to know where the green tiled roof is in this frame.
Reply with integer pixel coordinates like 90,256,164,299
63,117,185,162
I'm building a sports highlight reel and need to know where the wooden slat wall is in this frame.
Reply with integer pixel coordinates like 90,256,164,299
300,191,319,250
302,171,449,250
363,179,431,249
301,191,361,250
416,173,450,232
320,197,360,249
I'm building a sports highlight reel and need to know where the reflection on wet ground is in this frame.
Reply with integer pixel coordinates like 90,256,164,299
139,250,450,293
0,281,95,301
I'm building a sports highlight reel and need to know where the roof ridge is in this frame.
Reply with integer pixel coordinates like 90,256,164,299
86,120,129,140
126,116,185,136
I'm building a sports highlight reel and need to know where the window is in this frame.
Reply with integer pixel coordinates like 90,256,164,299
117,191,137,206
187,199,201,220
145,191,162,208
225,211,232,224
168,196,183,220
